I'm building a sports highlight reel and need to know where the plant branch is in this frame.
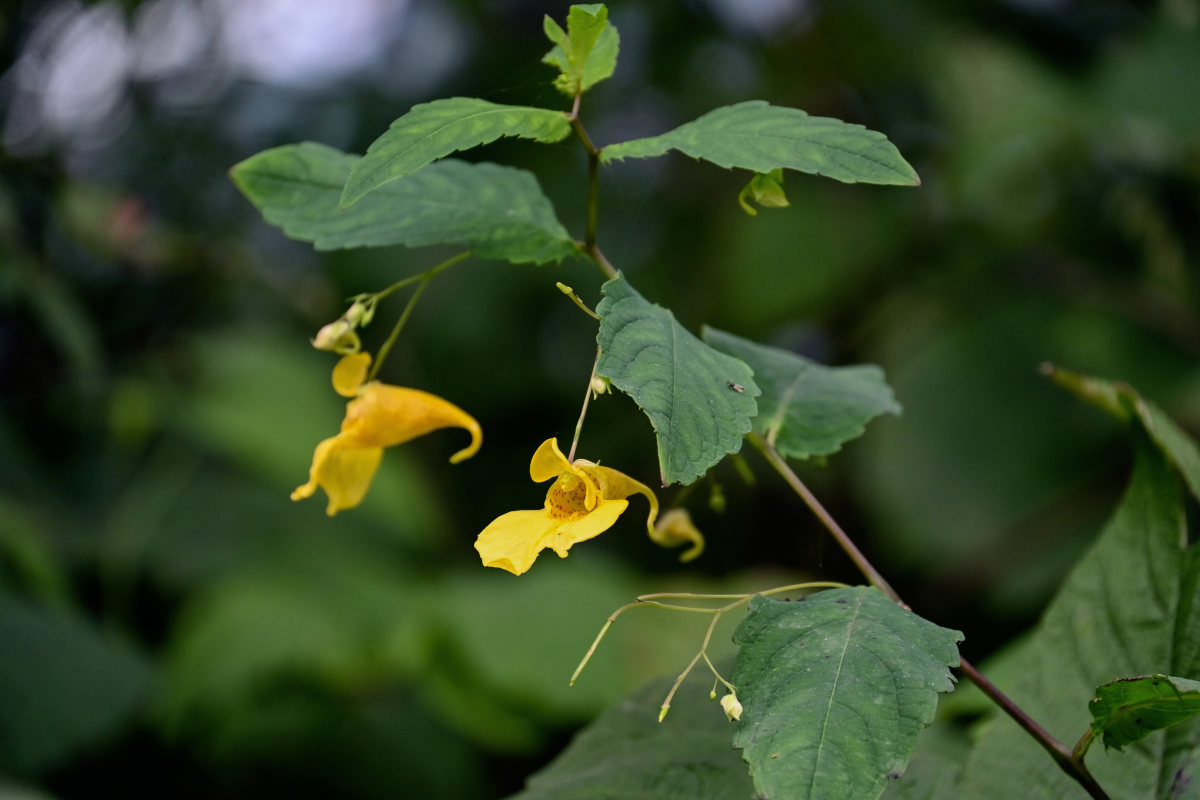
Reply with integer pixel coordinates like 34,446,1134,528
566,101,617,280
747,433,899,602
959,658,1111,800
748,432,1112,800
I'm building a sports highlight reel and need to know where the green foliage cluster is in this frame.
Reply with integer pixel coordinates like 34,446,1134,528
224,7,1200,798
2,2,1198,800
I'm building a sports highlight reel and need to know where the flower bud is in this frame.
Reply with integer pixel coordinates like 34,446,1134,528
344,298,375,328
720,691,743,722
312,319,360,354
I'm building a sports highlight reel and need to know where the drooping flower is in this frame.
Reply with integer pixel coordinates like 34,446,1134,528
650,508,705,562
475,438,658,575
292,352,481,515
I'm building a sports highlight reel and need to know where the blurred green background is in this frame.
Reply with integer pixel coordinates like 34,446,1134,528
1,0,1197,796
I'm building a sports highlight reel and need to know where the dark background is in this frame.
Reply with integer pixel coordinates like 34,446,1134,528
1,0,1197,796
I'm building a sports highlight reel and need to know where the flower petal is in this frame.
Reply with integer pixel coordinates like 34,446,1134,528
342,383,482,462
553,498,628,556
332,352,372,397
291,435,384,516
529,438,570,483
589,465,659,535
650,508,705,562
475,509,559,575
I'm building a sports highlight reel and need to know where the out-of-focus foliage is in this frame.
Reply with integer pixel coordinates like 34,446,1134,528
1,1,1198,798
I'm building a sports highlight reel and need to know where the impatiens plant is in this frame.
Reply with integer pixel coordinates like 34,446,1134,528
231,6,1200,799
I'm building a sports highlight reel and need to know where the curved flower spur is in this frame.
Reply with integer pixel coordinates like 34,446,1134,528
292,351,482,515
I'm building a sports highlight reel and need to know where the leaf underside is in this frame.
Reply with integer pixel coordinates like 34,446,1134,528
704,326,901,459
341,98,571,207
1090,674,1200,751
601,100,920,186
961,442,1195,800
595,276,760,486
231,142,576,264
732,588,963,800
1045,364,1200,503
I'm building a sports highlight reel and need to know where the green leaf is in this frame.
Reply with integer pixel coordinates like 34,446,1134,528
340,98,571,207
731,588,963,800
880,719,970,800
506,671,754,800
704,327,901,459
1045,364,1200,503
601,100,920,186
1089,675,1200,752
231,143,575,264
961,443,1194,799
542,5,619,96
595,276,760,485
157,542,426,738
0,595,152,773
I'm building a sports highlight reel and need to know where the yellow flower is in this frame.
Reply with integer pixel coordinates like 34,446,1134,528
292,352,482,516
475,438,658,575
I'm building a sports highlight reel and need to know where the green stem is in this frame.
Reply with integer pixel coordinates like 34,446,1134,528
959,659,1111,800
659,610,723,721
367,252,469,381
747,433,899,601
568,350,601,462
749,433,1113,800
566,99,617,280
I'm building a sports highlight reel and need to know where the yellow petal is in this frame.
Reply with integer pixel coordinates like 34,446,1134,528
650,508,705,562
342,383,482,463
332,352,372,397
589,464,659,535
291,435,384,516
553,498,628,556
474,509,560,575
529,438,570,483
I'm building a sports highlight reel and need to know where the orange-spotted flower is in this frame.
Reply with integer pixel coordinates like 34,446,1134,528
292,352,481,515
475,438,660,575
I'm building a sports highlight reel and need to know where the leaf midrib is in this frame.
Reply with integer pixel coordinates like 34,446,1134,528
810,589,866,797
248,170,565,231
765,364,806,448
370,104,563,182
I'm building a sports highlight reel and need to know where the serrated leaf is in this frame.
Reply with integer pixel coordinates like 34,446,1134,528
601,100,920,186
1045,364,1200,503
704,327,901,459
731,588,963,800
231,143,576,264
506,671,754,800
962,443,1196,799
341,98,571,207
1090,675,1200,752
595,276,759,486
542,5,619,96
880,719,970,800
